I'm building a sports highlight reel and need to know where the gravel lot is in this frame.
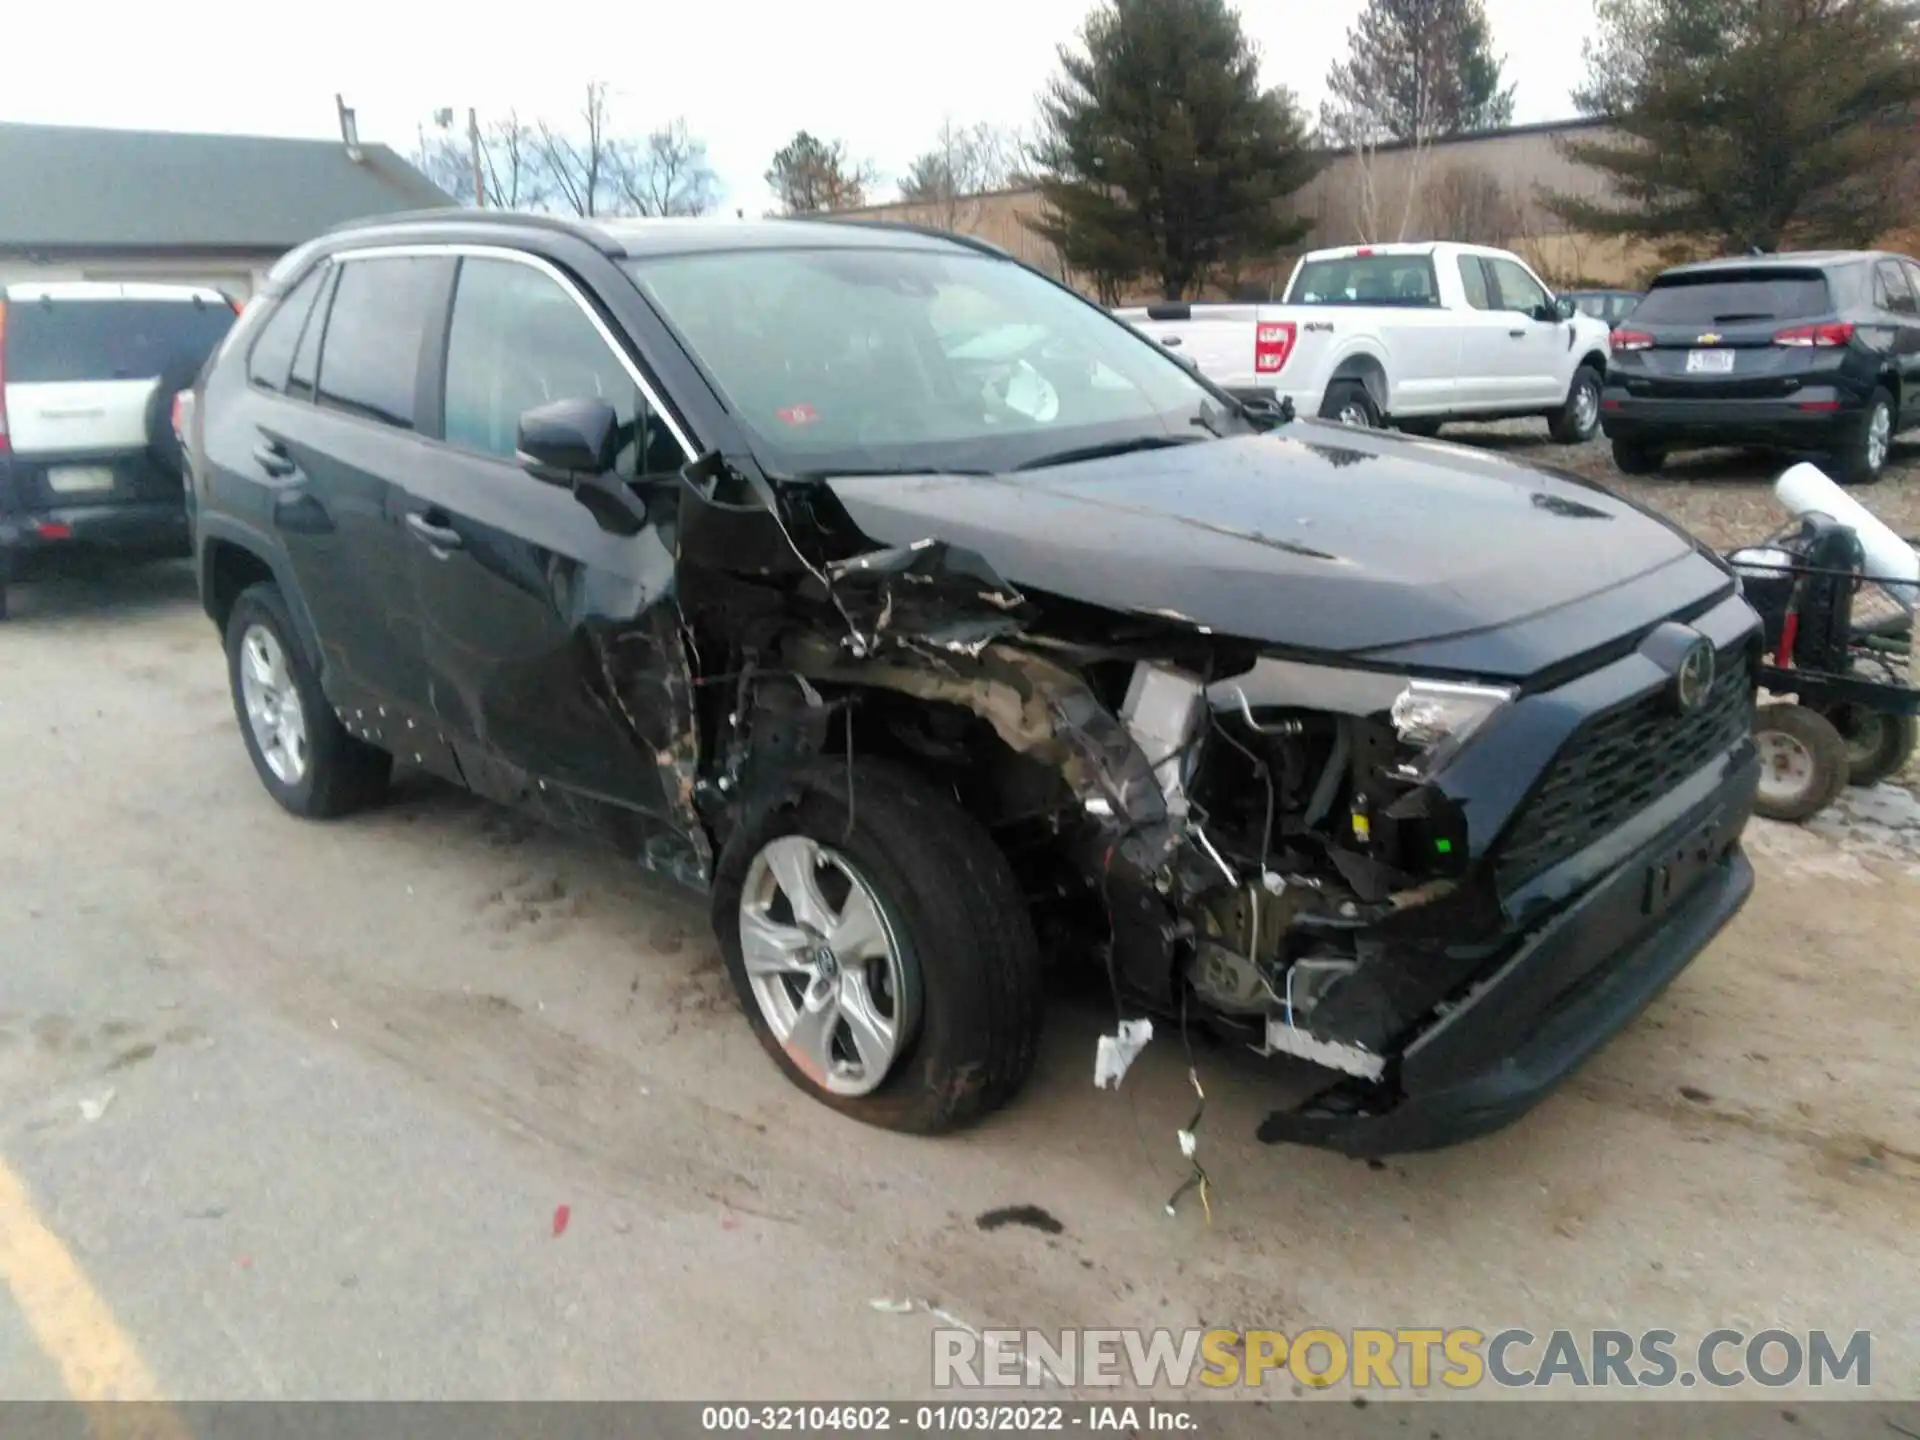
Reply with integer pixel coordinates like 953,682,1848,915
0,433,1916,1409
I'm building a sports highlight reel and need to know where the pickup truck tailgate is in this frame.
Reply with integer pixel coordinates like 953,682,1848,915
1118,304,1334,399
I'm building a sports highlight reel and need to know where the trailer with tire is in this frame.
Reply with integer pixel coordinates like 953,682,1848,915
1728,514,1917,822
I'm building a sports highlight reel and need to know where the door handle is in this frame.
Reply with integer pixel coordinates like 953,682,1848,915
252,441,295,477
1508,329,1527,339
405,511,464,552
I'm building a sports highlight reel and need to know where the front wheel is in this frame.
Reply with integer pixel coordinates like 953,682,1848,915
712,758,1043,1134
1549,364,1604,444
1753,702,1850,823
1319,380,1382,429
225,582,391,819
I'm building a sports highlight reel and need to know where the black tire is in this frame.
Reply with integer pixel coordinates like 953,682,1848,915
224,582,390,819
1397,418,1444,438
1611,437,1665,476
1319,379,1382,429
1815,702,1918,789
1753,702,1850,823
143,363,198,477
1549,364,1604,444
712,757,1043,1135
1833,386,1894,486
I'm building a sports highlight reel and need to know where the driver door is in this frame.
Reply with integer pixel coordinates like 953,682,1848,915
1484,257,1567,406
399,252,691,821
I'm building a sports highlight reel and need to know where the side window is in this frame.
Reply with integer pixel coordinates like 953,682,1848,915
1457,257,1492,310
315,257,443,430
442,257,681,478
245,266,325,393
1904,262,1920,311
287,265,335,402
1487,258,1550,315
1874,261,1916,316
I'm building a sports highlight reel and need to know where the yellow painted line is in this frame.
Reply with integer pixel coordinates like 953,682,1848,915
0,1153,192,1438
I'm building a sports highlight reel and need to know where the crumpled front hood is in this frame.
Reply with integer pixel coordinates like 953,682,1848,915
822,424,1733,680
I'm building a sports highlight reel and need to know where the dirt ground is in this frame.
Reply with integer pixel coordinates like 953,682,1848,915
0,433,1916,1408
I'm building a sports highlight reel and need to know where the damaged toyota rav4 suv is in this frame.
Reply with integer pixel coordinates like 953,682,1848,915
186,212,1763,1156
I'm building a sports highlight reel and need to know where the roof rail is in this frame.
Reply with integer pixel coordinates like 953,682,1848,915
323,207,622,254
790,215,1015,260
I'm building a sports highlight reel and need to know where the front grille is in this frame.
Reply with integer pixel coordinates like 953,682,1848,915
1494,648,1754,890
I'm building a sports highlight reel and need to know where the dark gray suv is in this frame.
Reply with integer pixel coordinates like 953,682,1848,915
185,210,1762,1157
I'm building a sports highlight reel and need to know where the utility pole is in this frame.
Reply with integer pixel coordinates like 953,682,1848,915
467,107,485,207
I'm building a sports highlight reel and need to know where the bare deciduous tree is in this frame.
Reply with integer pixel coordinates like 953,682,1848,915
613,118,720,217
897,120,1022,230
1419,164,1519,245
539,82,619,218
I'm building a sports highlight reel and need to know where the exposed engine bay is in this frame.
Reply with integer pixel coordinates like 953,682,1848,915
677,502,1518,1104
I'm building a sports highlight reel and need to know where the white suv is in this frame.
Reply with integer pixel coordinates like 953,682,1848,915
0,281,237,616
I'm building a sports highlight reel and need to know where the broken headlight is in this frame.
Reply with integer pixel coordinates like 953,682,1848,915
1388,679,1515,780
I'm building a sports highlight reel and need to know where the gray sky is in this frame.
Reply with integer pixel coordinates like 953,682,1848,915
0,0,1596,215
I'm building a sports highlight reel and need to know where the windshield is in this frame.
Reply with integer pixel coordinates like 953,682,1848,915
623,247,1230,476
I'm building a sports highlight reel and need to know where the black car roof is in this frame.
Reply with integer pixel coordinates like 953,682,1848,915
319,208,1008,261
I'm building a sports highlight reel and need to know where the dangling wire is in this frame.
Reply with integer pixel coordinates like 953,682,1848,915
1165,987,1215,1224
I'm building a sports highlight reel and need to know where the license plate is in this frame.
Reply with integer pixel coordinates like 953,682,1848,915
1642,814,1725,916
47,465,115,494
1685,348,1735,374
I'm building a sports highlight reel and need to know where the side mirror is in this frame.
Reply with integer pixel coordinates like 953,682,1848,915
1546,295,1577,323
515,397,649,536
516,397,619,481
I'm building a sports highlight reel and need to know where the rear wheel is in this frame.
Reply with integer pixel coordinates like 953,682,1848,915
1753,702,1850,823
1833,387,1894,486
1611,437,1665,476
1815,702,1917,789
1320,380,1382,429
225,582,390,819
712,757,1043,1134
1549,364,1604,444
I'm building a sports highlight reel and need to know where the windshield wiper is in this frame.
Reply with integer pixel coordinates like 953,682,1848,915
1013,434,1201,472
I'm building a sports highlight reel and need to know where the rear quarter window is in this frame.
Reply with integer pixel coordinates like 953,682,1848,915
246,267,328,394
1633,270,1832,326
2,298,236,383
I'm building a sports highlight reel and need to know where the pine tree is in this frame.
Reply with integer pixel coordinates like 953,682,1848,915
765,132,877,214
1320,0,1517,146
1547,0,1920,253
1026,0,1320,300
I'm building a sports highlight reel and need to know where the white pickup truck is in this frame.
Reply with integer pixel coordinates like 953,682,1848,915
1116,241,1613,444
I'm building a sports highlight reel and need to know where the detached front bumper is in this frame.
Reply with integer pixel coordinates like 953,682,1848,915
1259,743,1759,1158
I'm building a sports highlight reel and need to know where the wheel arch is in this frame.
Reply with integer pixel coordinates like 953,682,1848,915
196,519,324,675
1326,349,1390,410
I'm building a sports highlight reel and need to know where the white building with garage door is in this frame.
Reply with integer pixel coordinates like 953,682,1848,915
0,121,452,303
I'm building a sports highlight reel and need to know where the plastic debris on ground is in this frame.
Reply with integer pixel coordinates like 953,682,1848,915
1093,1019,1153,1089
78,1088,115,1122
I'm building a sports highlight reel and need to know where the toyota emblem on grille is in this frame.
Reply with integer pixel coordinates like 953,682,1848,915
1675,639,1715,712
